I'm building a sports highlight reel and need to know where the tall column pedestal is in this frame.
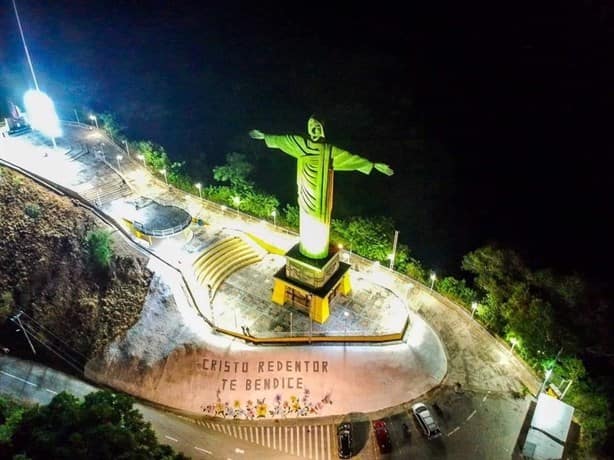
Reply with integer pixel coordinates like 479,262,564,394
271,244,351,324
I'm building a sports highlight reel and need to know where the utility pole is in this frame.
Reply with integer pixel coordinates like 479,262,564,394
560,379,573,400
12,311,36,354
389,229,399,270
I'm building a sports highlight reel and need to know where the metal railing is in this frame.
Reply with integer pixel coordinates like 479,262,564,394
133,216,192,238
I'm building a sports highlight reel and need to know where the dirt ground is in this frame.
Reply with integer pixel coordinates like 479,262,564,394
0,166,153,366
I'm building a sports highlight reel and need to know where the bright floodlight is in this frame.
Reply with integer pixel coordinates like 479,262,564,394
23,89,61,138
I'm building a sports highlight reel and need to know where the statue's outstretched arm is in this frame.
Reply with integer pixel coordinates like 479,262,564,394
249,131,306,159
374,163,394,176
333,147,394,176
249,129,265,140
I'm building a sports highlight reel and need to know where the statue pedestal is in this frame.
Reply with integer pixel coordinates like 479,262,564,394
271,244,351,323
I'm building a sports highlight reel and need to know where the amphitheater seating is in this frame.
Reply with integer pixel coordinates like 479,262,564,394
192,235,265,299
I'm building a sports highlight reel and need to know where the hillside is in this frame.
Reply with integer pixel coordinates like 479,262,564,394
0,166,153,365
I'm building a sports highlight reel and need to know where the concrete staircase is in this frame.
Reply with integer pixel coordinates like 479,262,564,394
78,177,132,207
192,235,265,300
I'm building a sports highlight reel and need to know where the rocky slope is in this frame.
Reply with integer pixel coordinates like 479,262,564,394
0,166,152,364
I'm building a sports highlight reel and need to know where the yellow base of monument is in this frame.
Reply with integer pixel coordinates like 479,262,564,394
271,270,352,324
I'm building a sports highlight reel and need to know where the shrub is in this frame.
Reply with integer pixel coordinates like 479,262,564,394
437,276,477,308
24,203,41,219
86,229,113,271
0,291,14,324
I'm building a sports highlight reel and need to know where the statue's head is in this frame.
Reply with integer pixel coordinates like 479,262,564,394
307,116,325,142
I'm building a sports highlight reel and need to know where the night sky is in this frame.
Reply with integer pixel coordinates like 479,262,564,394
1,1,612,286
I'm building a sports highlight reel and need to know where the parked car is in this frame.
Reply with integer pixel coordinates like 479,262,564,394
337,422,352,458
372,419,392,453
412,402,442,439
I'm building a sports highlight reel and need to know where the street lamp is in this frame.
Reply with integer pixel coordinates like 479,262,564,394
116,154,123,171
232,195,241,208
137,154,146,168
343,311,349,337
471,301,478,319
195,182,202,199
89,114,98,129
429,272,437,292
271,209,277,226
159,168,168,185
510,337,518,354
123,139,131,157
538,368,553,395
389,229,399,270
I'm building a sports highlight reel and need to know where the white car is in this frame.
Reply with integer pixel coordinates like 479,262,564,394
412,402,442,439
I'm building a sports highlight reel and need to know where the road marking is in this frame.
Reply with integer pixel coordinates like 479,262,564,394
164,435,178,442
326,424,331,460
45,388,58,394
466,410,476,421
316,425,326,459
0,370,37,387
301,425,305,457
194,446,212,455
448,426,460,436
308,424,312,459
284,426,288,454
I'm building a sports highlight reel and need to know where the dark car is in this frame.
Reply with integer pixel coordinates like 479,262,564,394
412,402,442,439
372,419,393,453
337,422,352,458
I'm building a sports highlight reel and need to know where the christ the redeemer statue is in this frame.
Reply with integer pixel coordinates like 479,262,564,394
250,116,393,260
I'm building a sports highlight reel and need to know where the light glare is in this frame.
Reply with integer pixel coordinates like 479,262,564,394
23,90,61,138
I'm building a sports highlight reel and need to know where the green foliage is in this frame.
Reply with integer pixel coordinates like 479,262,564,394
462,245,612,454
436,276,477,308
204,184,235,205
86,229,113,272
136,140,170,173
405,257,427,283
331,216,398,263
239,189,279,219
98,112,124,139
475,291,506,333
0,291,14,324
462,245,529,307
283,204,299,229
390,243,410,273
24,203,41,219
1,390,188,459
213,152,254,191
564,380,610,454
0,395,24,444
